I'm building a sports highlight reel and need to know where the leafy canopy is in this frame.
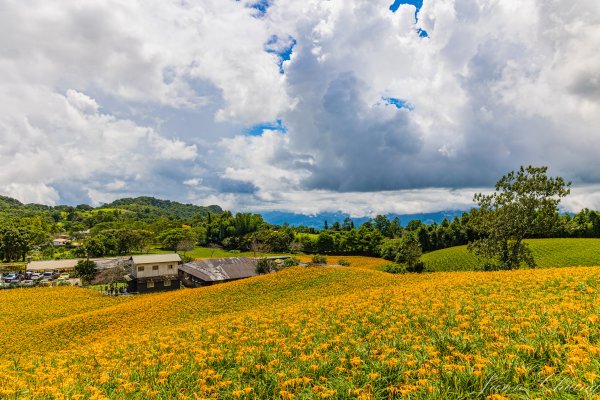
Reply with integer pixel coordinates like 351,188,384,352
468,166,570,270
73,259,98,284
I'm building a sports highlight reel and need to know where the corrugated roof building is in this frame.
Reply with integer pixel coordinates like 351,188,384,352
179,257,257,287
27,259,80,271
27,257,133,272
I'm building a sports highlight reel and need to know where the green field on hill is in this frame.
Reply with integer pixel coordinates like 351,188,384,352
422,238,600,272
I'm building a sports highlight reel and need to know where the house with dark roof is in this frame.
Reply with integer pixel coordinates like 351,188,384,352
128,253,181,293
179,257,257,287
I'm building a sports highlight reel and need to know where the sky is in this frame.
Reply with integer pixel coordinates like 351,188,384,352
1,0,600,216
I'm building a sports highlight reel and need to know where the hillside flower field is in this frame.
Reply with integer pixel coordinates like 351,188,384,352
1,258,600,399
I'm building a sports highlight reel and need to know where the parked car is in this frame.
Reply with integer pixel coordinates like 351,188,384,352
42,272,56,280
4,273,17,282
39,279,51,287
8,279,21,285
31,273,43,281
60,273,70,279
22,280,34,286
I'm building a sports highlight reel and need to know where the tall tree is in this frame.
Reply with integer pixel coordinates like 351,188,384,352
73,259,98,285
468,166,570,270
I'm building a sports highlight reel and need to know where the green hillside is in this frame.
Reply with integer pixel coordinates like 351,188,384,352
100,196,222,219
422,238,600,272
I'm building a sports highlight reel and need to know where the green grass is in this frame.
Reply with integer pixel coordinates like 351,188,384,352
146,246,290,259
296,232,319,240
421,246,483,272
422,238,600,272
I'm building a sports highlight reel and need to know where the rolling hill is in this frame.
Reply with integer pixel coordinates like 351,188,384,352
2,258,600,398
422,238,600,272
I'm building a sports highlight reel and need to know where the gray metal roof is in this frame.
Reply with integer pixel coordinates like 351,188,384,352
27,257,132,271
179,257,257,282
131,253,181,265
94,257,131,271
27,259,80,271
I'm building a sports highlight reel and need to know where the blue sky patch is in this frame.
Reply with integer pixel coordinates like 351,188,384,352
383,97,415,111
248,0,269,17
389,0,423,17
389,1,429,38
245,119,287,136
265,35,297,74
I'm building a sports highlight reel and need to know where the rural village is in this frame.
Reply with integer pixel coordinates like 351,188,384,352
2,0,600,398
8,252,291,294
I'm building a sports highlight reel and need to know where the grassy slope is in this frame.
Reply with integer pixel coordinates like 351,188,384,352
422,238,600,272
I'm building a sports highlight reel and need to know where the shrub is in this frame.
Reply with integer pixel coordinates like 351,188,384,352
338,259,351,266
384,261,425,274
282,257,300,268
475,262,500,272
383,263,407,274
255,258,278,274
179,253,194,263
311,254,327,264
405,260,425,273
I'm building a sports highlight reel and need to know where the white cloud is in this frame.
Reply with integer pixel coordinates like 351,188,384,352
105,180,127,191
235,187,481,217
2,0,600,216
0,86,197,204
217,0,600,203
0,183,60,206
183,178,202,187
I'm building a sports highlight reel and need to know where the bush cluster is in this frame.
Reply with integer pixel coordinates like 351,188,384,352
311,254,327,264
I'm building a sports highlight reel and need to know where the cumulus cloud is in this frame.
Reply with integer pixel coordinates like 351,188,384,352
2,0,600,215
0,86,197,204
0,0,287,205
216,0,600,212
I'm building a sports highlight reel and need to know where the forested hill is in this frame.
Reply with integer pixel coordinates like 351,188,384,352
99,197,222,219
0,195,226,262
0,195,24,208
0,195,221,221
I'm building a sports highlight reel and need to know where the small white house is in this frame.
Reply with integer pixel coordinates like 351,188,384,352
129,253,181,293
52,238,69,247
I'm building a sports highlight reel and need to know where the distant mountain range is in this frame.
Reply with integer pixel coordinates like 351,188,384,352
258,210,469,229
2,193,469,229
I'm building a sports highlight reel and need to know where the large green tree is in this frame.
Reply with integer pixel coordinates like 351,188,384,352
157,228,195,252
73,259,97,285
0,224,32,262
394,233,423,272
468,166,570,270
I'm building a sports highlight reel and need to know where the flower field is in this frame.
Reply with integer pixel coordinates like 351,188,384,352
1,258,600,399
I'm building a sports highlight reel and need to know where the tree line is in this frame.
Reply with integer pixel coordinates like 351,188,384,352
0,167,590,271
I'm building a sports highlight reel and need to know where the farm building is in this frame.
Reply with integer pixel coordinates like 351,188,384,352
179,257,257,287
52,238,69,247
27,259,80,272
128,253,181,293
26,257,131,272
